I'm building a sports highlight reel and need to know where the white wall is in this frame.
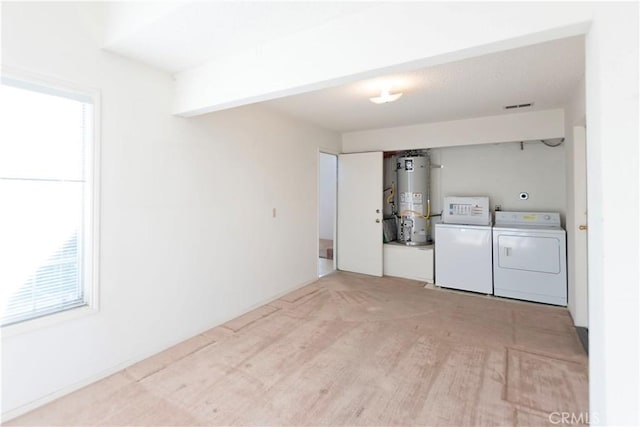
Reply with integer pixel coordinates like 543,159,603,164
429,142,566,221
1,2,340,418
584,5,639,423
342,109,564,153
318,153,336,241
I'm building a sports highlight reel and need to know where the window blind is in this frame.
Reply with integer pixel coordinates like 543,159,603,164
0,77,94,327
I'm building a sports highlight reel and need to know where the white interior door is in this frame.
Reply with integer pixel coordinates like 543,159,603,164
573,125,589,326
337,152,383,276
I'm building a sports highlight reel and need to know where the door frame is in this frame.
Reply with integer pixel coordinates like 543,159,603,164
317,148,339,277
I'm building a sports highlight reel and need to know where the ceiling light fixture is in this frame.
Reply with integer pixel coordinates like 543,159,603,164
369,86,403,104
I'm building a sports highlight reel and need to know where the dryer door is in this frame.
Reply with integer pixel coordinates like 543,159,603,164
497,234,561,273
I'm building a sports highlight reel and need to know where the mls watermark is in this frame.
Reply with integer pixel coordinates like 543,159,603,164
548,411,599,425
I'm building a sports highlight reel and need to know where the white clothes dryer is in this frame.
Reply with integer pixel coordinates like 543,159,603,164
492,212,567,306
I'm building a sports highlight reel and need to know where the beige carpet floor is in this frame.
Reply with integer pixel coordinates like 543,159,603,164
9,272,588,426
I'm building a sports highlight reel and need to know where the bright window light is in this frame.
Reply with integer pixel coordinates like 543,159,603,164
0,76,98,327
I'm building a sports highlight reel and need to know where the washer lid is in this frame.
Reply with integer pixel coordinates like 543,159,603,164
435,222,493,230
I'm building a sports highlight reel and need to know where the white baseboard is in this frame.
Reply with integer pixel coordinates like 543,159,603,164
1,359,133,423
1,276,320,423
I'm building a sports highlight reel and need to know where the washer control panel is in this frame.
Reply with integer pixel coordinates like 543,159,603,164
442,196,491,225
495,211,561,227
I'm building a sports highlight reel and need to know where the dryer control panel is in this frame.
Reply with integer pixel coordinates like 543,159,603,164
495,211,561,227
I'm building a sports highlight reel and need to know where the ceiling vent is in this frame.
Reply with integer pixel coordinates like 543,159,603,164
504,103,534,110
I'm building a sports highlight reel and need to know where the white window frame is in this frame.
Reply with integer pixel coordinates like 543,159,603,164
1,68,101,337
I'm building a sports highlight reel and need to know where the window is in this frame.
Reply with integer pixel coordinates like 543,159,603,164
0,75,99,328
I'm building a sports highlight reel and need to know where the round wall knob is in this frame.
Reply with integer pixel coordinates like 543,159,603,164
376,219,381,223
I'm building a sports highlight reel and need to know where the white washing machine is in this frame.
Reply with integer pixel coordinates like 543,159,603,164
435,223,493,294
492,212,567,306
435,196,493,294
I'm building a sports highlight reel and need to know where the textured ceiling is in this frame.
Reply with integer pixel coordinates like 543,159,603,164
263,36,585,133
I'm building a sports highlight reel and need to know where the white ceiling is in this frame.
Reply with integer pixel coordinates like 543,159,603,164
101,3,584,134
103,2,375,73
262,36,585,133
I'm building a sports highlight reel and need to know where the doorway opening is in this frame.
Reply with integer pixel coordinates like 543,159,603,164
318,152,337,277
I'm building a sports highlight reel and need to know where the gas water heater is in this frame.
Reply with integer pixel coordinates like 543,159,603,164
396,153,431,245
